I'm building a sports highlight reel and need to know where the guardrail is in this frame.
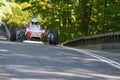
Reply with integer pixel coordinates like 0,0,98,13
63,32,120,50
0,21,10,40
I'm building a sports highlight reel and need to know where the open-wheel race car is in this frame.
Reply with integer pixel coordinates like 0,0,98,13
10,24,58,45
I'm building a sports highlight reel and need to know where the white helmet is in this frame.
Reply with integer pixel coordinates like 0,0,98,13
31,17,38,25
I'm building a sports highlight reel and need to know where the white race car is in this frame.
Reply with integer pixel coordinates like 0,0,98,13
10,24,58,45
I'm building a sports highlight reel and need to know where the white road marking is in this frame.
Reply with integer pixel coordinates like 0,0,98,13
62,46,120,69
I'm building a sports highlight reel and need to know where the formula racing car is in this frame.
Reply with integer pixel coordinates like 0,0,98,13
10,24,58,45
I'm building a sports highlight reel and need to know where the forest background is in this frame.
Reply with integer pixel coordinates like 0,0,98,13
0,0,120,43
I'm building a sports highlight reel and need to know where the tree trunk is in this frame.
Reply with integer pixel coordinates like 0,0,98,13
79,0,91,36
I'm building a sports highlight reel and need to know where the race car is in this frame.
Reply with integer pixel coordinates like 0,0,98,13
10,25,58,45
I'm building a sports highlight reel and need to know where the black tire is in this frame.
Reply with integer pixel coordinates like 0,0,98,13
49,29,58,45
10,26,17,41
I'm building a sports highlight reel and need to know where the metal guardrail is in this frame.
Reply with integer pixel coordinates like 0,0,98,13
0,21,10,40
64,32,120,47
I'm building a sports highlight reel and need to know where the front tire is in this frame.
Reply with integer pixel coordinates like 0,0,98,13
10,26,17,41
49,29,58,45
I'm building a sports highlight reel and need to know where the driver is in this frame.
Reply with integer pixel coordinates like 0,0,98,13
23,17,43,39
29,17,42,30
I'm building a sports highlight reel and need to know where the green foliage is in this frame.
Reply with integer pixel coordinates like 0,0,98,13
0,0,13,22
2,0,120,43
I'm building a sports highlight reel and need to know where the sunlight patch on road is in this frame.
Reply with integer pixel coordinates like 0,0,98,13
0,49,9,52
5,65,93,78
3,65,120,80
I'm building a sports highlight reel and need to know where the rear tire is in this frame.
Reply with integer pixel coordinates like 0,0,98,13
10,26,17,41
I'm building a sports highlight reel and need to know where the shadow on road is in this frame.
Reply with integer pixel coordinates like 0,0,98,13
0,43,120,80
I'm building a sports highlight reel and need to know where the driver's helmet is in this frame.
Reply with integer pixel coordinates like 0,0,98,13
31,17,38,25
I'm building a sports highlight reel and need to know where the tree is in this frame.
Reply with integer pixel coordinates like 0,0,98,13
0,0,12,23
2,0,120,43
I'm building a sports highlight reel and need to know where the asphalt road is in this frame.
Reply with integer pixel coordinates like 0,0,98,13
0,41,120,80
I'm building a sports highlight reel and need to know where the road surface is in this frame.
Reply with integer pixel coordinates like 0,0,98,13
0,41,120,80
